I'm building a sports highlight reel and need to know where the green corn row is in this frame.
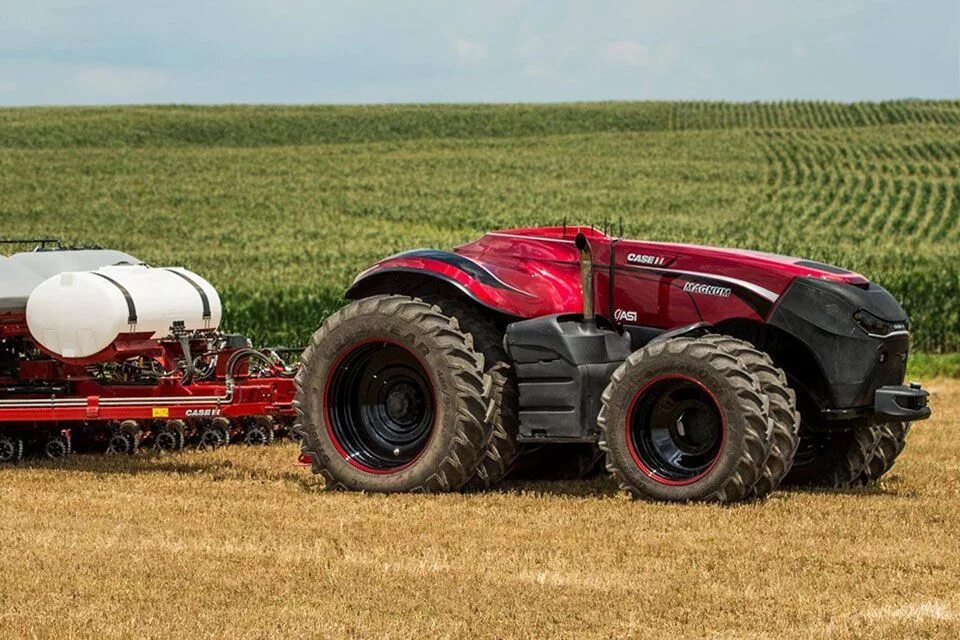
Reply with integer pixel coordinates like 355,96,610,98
0,101,957,351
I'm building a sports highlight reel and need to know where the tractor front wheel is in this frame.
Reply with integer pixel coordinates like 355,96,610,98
598,337,771,503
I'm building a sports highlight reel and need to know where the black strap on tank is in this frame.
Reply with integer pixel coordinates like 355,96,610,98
165,269,211,320
92,272,137,324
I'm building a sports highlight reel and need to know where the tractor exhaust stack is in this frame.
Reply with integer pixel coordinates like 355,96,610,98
575,232,594,322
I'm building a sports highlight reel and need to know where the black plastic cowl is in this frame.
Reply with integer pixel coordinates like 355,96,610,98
767,277,910,414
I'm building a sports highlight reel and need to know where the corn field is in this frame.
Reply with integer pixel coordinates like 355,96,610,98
0,101,957,350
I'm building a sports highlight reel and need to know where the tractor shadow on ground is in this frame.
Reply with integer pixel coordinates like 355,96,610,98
488,476,622,499
777,475,918,500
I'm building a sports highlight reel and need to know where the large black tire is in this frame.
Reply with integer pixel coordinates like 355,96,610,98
857,421,910,484
462,363,521,491
698,334,800,499
294,295,494,493
598,337,771,503
782,425,880,487
416,294,521,492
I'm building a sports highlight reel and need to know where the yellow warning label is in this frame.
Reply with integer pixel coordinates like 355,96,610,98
152,407,169,418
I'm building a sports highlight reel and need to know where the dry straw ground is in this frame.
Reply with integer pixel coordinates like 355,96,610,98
1,381,957,640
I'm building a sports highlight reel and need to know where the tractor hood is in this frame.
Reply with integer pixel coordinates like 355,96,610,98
348,226,893,324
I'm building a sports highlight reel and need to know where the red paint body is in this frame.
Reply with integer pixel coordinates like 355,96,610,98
352,225,868,328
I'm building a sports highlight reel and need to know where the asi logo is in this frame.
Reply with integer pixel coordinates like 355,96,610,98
614,308,638,323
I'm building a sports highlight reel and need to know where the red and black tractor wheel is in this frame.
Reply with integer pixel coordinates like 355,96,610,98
599,337,772,503
294,295,494,493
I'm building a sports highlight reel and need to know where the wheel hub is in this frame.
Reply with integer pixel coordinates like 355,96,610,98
326,341,435,472
384,381,425,426
628,377,724,483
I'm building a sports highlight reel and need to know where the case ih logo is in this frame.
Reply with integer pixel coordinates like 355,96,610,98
185,408,222,417
614,308,638,322
683,282,732,298
626,253,668,267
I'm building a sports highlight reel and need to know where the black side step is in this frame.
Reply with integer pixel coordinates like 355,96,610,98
504,315,632,443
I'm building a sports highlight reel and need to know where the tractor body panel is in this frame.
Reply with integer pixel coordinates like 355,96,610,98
347,225,928,433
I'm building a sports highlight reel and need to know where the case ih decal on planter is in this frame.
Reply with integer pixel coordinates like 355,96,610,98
186,408,223,417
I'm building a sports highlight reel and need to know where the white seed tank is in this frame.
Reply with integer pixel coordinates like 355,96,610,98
26,265,222,359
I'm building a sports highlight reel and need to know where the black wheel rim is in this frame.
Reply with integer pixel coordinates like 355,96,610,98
200,429,223,449
627,376,724,484
325,341,435,473
0,437,15,462
108,433,131,454
157,431,179,451
245,425,270,445
45,438,68,459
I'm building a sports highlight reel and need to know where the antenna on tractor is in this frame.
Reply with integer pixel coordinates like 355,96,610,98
618,216,624,238
562,217,567,238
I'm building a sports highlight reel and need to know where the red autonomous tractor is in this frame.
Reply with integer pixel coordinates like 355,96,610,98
294,226,931,502
0,241,297,460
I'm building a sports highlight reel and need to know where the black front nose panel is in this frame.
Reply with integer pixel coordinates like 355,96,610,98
768,278,909,411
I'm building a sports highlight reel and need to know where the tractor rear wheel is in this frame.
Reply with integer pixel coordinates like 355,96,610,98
858,422,910,484
698,335,800,499
416,293,521,492
295,295,494,493
782,425,880,487
598,337,771,503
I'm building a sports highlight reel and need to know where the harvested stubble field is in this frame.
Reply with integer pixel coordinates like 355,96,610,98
0,380,957,639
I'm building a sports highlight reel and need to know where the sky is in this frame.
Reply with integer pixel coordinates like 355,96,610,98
0,0,957,106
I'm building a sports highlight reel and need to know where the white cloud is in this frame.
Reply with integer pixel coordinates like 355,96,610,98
604,41,651,67
0,80,16,92
524,63,556,78
603,41,682,71
453,38,488,61
73,66,169,99
518,36,542,55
